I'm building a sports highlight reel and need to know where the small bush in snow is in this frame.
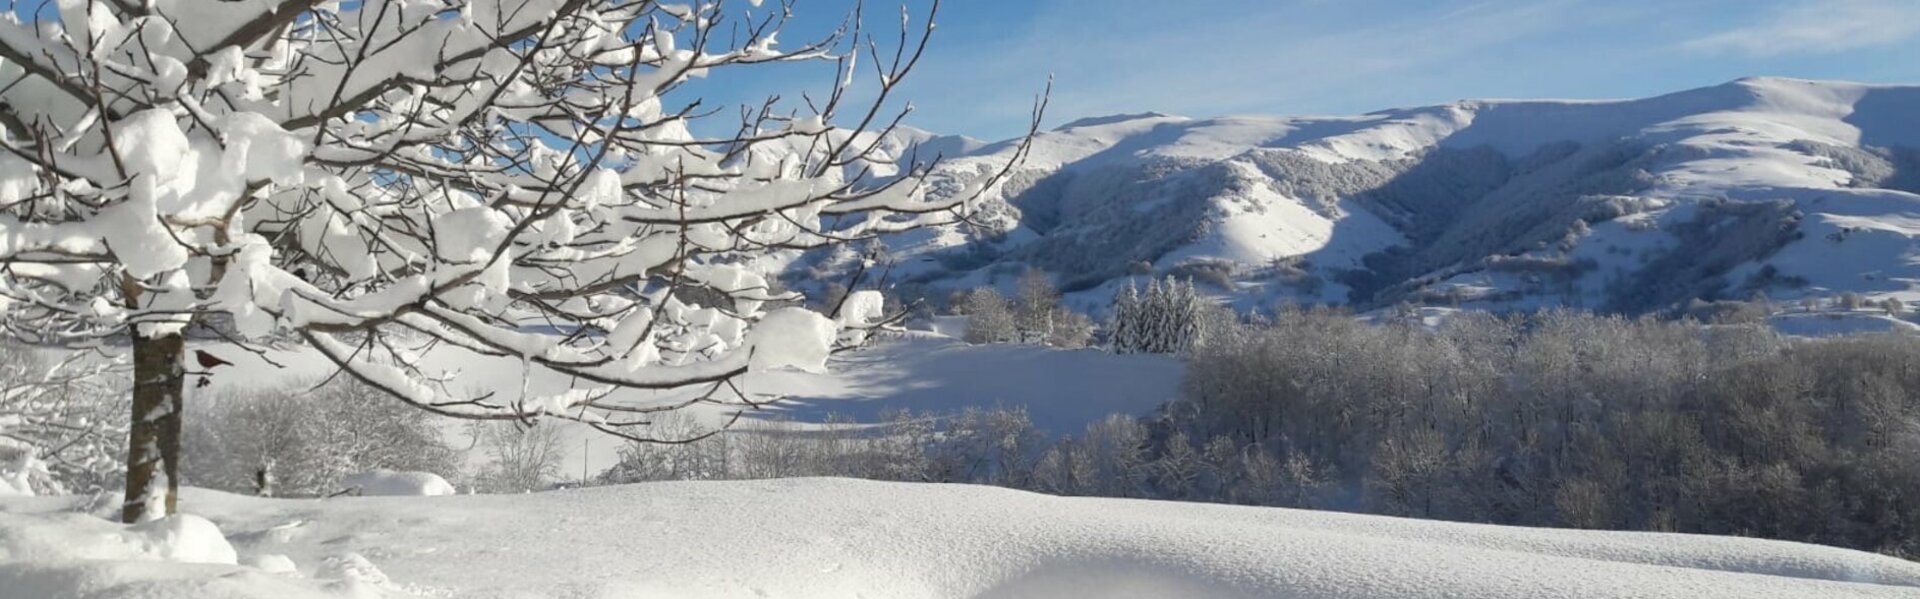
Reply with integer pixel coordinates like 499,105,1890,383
1164,260,1237,290
1840,292,1867,311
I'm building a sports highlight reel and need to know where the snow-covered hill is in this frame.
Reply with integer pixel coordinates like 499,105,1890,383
6,479,1920,598
852,77,1920,315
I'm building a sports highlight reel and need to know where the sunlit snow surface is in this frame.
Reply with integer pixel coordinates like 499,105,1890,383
5,479,1920,598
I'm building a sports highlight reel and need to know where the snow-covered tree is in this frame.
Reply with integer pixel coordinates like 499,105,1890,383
0,345,124,495
1109,282,1141,351
1110,277,1211,354
181,377,461,497
961,287,1015,344
1011,269,1058,343
0,0,1039,521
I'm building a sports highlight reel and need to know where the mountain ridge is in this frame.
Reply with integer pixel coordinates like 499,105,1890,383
813,77,1920,320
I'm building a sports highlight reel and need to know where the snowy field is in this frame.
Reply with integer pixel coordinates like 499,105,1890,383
5,479,1920,598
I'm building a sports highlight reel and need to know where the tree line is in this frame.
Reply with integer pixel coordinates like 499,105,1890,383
601,304,1920,558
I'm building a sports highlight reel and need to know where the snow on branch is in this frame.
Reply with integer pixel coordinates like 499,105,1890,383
0,0,1044,436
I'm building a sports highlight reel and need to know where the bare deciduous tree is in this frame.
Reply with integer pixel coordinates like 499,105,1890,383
471,421,568,493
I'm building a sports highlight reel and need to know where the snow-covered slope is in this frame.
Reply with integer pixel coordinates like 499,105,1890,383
855,78,1920,315
7,479,1920,599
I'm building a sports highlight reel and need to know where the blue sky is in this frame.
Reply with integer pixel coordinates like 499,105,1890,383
695,0,1920,140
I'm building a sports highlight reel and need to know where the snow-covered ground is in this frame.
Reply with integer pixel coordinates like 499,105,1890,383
5,479,1920,598
753,331,1181,432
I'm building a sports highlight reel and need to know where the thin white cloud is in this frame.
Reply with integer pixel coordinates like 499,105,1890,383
1685,0,1920,56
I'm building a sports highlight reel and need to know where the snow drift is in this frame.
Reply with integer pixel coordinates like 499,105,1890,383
337,471,456,497
0,510,370,599
6,479,1920,598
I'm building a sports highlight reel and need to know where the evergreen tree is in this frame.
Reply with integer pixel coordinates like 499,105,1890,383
1111,277,1212,354
1110,282,1142,352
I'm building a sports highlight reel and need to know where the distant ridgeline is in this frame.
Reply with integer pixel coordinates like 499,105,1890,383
790,78,1920,322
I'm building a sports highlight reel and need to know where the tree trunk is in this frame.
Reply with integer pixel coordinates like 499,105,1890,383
123,331,185,523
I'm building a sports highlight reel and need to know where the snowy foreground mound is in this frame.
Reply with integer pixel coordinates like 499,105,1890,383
338,470,457,497
5,479,1920,599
